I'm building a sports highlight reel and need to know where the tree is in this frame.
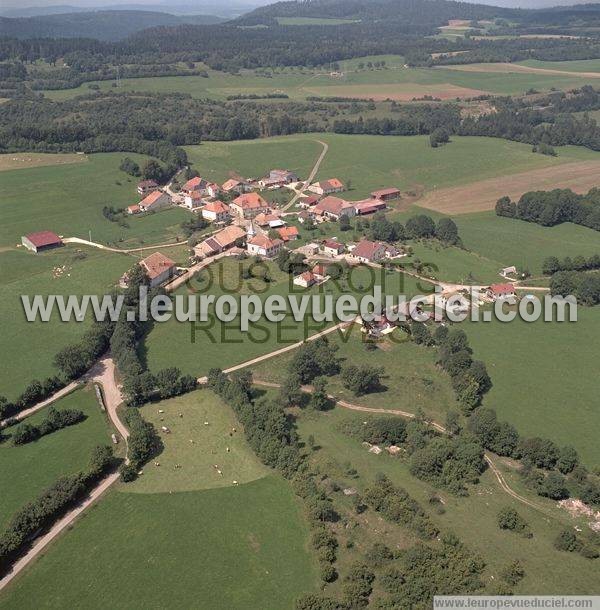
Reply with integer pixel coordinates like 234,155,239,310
309,377,330,411
141,159,164,183
406,214,436,239
539,472,569,500
119,157,140,176
430,127,450,148
435,217,459,245
497,507,531,537
557,445,579,474
500,560,525,585
341,365,384,396
445,410,461,436
155,367,182,399
542,256,561,275
279,374,303,407
554,529,582,552
495,196,516,218
411,321,432,345
339,215,351,231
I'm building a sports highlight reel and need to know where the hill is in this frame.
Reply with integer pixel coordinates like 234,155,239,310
0,10,225,41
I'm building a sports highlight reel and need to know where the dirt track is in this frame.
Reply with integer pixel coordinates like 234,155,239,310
418,160,600,214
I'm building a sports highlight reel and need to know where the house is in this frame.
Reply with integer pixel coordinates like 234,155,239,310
137,180,158,196
127,204,141,215
181,176,209,196
194,225,246,259
254,212,282,227
298,194,321,208
361,313,396,338
222,178,250,195
293,271,316,288
488,283,516,301
322,239,345,256
207,183,221,198
277,226,299,242
308,178,345,196
201,200,230,223
353,199,387,215
247,235,283,258
21,231,63,253
312,263,328,279
350,239,387,263
501,266,518,276
230,192,270,218
140,252,176,288
270,169,298,183
313,196,356,221
139,190,171,212
384,244,400,259
184,191,204,210
371,188,401,202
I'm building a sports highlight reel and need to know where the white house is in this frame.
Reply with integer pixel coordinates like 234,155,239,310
139,190,171,212
293,271,316,288
247,235,283,258
201,200,230,222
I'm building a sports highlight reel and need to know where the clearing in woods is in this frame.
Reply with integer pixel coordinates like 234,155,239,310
417,160,600,214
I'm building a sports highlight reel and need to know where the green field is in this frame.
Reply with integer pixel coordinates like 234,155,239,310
0,385,111,530
520,58,600,73
455,212,600,277
128,389,269,494
251,330,460,422
41,59,600,103
0,246,133,399
277,17,359,25
0,476,318,610
1,152,190,249
465,309,600,467
297,406,600,595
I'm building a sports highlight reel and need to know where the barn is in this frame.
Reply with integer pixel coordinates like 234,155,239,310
21,231,63,253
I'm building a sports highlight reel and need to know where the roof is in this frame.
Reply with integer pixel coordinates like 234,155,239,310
24,230,62,248
222,178,244,191
314,196,352,216
127,204,141,213
296,271,315,283
232,192,268,210
182,176,207,191
352,239,384,261
139,190,166,207
186,191,204,201
312,264,327,276
207,182,220,191
314,178,344,191
354,198,387,214
248,235,282,250
322,238,344,251
490,283,515,294
140,252,176,280
371,187,400,198
277,226,299,241
138,180,157,188
203,200,229,214
213,225,246,248
254,212,281,226
299,194,320,206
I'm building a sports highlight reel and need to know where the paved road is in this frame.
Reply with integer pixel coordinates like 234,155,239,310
282,139,329,211
0,356,128,593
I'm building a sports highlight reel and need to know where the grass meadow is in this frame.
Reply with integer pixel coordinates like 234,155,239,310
297,406,600,595
0,476,318,610
0,385,111,530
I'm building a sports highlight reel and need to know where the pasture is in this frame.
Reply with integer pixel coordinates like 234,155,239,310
465,309,600,467
297,406,600,595
128,389,268,494
0,386,111,530
0,477,318,609
0,153,87,172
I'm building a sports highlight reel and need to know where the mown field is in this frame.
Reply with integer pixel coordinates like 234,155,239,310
0,476,318,610
465,309,600,467
0,152,87,172
128,389,268,494
41,58,600,102
297,406,600,595
0,385,111,530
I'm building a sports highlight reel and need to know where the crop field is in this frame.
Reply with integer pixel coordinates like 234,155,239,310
297,406,600,595
251,330,460,423
417,158,600,214
0,247,134,399
519,58,600,73
455,212,600,276
0,385,111,530
0,153,88,172
0,476,318,610
1,152,190,249
41,58,600,103
442,60,600,79
128,389,269,494
465,309,600,467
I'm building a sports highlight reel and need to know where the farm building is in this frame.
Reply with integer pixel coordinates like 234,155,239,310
127,204,141,215
314,196,356,221
140,252,177,288
201,201,230,223
371,188,401,201
230,193,270,218
277,226,299,242
139,190,171,212
350,239,387,263
181,176,209,196
247,235,283,258
322,239,345,256
254,212,282,227
293,271,316,288
194,225,247,259
222,179,250,195
488,283,516,301
184,191,204,209
298,194,321,208
21,231,63,253
308,178,345,196
312,264,328,280
137,180,158,196
353,199,387,215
